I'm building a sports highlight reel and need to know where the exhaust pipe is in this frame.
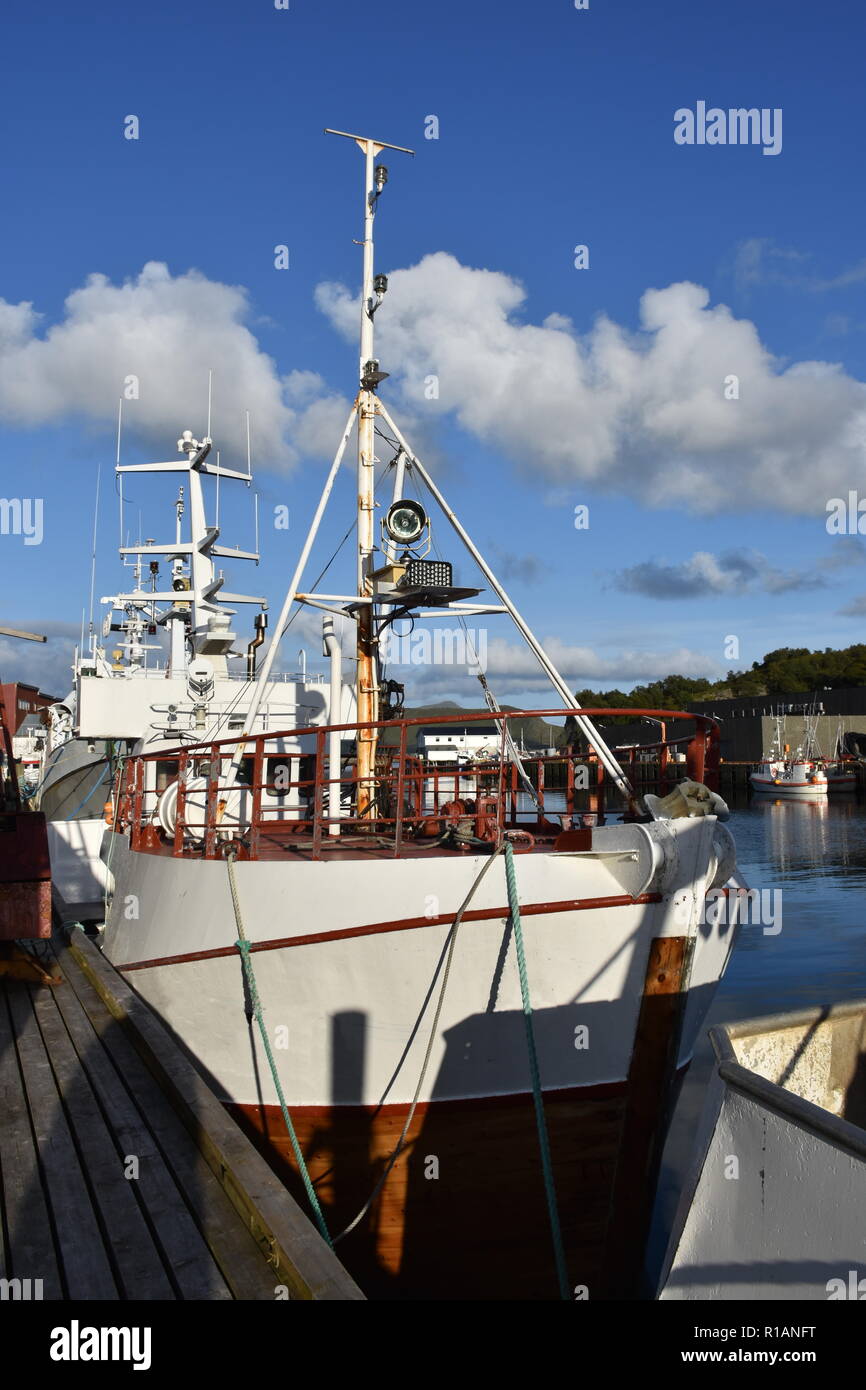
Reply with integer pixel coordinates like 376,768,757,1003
246,611,267,679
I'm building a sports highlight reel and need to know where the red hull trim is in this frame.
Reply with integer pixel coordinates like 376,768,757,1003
117,891,662,972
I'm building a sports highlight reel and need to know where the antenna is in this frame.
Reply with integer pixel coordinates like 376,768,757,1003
207,368,213,440
215,450,220,529
87,463,101,654
246,410,252,482
254,492,259,560
116,397,124,549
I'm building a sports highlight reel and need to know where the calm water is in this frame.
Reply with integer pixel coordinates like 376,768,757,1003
649,792,866,1286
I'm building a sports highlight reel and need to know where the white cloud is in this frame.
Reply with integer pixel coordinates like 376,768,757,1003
0,263,344,469
316,253,866,515
384,631,718,702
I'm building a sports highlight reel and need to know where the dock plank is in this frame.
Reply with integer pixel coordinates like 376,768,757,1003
54,940,277,1300
68,933,364,1300
31,984,177,1300
5,984,118,1299
0,984,63,1298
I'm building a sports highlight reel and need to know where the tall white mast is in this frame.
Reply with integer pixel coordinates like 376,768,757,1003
325,129,413,815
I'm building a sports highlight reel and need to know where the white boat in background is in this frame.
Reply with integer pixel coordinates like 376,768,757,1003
98,130,744,1301
750,714,828,798
37,431,339,926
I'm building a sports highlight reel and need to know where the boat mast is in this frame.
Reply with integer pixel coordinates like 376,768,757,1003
325,129,414,815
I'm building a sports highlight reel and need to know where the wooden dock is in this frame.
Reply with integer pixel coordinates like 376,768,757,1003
0,932,363,1301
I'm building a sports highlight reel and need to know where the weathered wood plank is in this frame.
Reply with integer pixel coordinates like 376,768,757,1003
54,941,279,1300
5,984,117,1298
30,983,177,1300
68,934,364,1301
0,983,63,1297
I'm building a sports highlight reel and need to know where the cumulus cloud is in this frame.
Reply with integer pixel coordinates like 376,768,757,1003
612,547,834,599
0,263,345,468
316,254,866,515
383,630,718,701
612,540,866,599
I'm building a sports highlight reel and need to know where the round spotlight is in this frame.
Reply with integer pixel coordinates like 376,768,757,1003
385,498,427,545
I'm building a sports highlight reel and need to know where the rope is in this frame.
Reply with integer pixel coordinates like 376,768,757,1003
225,851,333,1247
502,840,570,1301
333,843,505,1243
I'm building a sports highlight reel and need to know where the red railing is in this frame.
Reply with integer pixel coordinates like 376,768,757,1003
114,708,720,861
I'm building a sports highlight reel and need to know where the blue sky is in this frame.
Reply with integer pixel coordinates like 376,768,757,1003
2,0,866,703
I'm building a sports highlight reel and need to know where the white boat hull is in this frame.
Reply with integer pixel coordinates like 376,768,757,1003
100,813,740,1296
750,774,828,798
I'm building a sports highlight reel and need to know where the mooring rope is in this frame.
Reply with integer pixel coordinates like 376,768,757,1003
502,839,570,1301
225,850,333,1247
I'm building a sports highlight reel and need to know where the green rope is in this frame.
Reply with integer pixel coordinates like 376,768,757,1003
226,852,333,1247
503,839,570,1301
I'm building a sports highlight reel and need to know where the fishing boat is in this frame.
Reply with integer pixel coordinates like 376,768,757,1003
99,130,743,1301
750,714,828,798
820,718,859,792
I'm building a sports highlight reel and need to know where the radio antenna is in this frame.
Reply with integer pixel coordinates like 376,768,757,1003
116,397,124,549
87,463,101,655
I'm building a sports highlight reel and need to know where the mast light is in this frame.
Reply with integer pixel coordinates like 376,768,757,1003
361,358,389,390
384,499,427,546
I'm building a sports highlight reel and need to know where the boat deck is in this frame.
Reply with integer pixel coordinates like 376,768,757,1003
0,933,363,1300
128,818,593,863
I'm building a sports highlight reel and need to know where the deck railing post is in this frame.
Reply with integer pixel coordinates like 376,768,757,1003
250,738,264,859
131,758,144,851
497,719,507,835
312,728,325,860
394,722,408,858
686,725,706,786
204,745,220,859
174,751,188,858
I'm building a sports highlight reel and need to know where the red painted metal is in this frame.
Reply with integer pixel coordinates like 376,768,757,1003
0,811,52,939
112,707,720,863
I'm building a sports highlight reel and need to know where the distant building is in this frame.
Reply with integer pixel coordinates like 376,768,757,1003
0,681,59,734
417,724,501,763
